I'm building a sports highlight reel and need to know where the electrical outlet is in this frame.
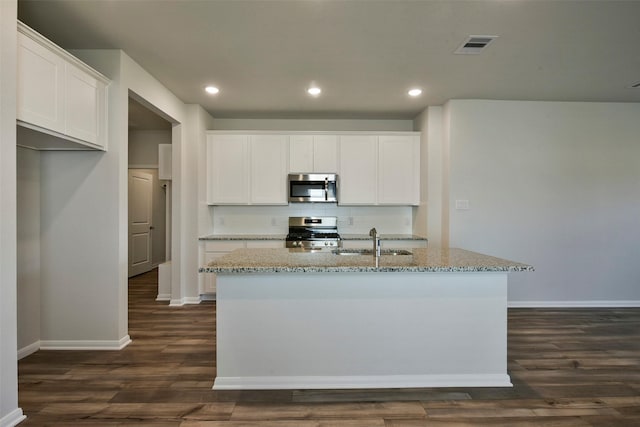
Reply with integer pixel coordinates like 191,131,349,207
455,200,470,210
348,217,354,226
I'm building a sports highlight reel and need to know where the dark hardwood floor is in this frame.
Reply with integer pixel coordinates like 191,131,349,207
17,269,640,426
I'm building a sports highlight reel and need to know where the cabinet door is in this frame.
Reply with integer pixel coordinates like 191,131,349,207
207,134,249,204
17,32,65,134
313,135,338,172
250,135,289,204
338,135,377,205
378,135,420,205
289,135,313,173
64,62,106,147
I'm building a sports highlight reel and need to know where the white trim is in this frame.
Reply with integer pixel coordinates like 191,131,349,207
17,121,103,151
169,296,202,306
128,164,158,169
206,130,420,136
156,293,171,301
0,408,26,427
40,335,131,351
17,340,40,360
508,300,640,308
17,21,109,83
213,374,512,390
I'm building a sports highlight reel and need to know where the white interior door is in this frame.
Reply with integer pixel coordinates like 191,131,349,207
128,170,154,277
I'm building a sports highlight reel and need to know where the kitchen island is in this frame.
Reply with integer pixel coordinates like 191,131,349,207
200,248,532,390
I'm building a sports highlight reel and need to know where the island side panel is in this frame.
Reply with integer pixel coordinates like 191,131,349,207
214,272,510,389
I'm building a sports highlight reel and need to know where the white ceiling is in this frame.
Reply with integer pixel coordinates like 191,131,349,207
18,0,640,120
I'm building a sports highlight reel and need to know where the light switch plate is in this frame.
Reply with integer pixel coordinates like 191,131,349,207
455,199,470,210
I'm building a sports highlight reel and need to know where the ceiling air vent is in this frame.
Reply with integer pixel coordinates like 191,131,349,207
454,35,498,54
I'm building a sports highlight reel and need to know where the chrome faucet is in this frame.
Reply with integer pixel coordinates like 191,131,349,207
369,227,381,260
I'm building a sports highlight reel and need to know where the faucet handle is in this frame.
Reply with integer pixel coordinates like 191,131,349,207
369,227,377,237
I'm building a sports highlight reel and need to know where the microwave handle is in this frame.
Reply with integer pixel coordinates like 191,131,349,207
324,177,328,201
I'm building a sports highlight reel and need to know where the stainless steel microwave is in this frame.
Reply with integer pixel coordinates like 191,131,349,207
288,173,338,203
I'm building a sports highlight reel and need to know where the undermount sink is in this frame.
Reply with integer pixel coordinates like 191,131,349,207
331,248,413,256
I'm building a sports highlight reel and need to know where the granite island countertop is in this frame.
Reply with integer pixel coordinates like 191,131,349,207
198,234,427,241
199,247,533,274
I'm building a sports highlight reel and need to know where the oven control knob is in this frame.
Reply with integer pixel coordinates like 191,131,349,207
324,241,328,246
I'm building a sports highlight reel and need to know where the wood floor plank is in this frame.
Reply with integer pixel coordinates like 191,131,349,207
229,401,427,421
17,270,640,425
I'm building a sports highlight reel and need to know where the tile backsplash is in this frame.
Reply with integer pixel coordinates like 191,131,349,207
210,204,413,235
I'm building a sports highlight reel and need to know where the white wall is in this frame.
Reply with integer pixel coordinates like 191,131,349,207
442,100,640,305
35,46,203,351
0,0,26,424
128,129,171,167
212,118,413,131
211,205,414,236
17,147,41,358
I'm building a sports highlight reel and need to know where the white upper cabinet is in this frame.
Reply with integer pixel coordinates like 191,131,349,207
17,22,109,150
207,131,420,206
207,133,288,205
289,134,338,173
338,135,378,205
17,30,65,135
289,135,314,172
250,135,288,205
377,135,420,205
339,134,420,206
64,61,106,145
207,134,249,204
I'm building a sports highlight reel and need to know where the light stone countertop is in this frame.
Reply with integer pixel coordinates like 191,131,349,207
198,234,427,241
340,233,427,241
198,234,286,241
199,247,533,274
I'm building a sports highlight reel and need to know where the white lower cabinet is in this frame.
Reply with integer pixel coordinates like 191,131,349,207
199,240,285,294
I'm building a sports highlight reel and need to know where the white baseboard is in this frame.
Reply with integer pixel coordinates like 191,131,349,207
156,293,171,301
169,296,202,306
213,374,512,390
0,408,26,427
508,300,640,308
40,335,131,351
17,340,40,360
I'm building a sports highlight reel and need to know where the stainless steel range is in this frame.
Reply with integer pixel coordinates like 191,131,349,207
285,216,342,249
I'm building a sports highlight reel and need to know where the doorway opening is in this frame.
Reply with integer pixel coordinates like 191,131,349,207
127,95,173,302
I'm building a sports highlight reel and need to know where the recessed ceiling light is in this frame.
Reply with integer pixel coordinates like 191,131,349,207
307,87,322,96
408,88,422,97
205,86,219,95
